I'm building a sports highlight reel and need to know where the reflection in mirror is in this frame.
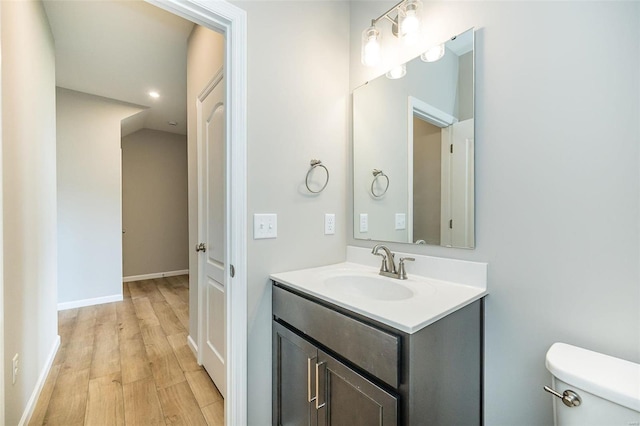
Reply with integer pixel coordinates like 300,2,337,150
353,28,474,248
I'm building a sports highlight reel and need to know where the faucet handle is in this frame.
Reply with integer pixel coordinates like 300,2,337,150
398,257,415,280
373,252,389,272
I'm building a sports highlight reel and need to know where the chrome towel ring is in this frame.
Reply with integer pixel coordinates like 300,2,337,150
371,169,389,198
305,159,329,193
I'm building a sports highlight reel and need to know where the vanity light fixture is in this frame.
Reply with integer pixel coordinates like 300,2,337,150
420,43,445,62
361,25,382,67
398,0,422,45
386,64,407,79
361,0,423,67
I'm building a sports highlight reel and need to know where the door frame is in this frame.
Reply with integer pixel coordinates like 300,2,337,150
145,1,247,424
0,2,5,421
407,96,457,244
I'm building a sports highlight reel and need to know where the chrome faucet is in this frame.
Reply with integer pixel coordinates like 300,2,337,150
371,244,414,280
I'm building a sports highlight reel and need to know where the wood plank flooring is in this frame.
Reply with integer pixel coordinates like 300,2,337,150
29,275,224,426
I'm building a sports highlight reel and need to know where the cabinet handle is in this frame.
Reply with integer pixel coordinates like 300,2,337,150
315,361,326,409
307,357,317,403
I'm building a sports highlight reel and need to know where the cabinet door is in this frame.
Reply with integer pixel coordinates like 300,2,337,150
317,350,398,426
273,322,318,426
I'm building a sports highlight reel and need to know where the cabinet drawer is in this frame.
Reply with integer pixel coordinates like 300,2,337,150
273,283,400,388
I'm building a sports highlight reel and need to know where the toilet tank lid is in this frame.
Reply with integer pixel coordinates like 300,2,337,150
546,342,640,413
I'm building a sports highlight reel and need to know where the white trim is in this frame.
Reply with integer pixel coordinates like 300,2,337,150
122,269,189,283
407,105,414,244
57,294,123,311
409,96,458,128
187,334,199,359
18,335,61,426
0,2,5,421
144,1,248,425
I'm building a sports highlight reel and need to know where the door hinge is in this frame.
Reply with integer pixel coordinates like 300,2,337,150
449,219,453,229
230,264,235,278
450,144,453,154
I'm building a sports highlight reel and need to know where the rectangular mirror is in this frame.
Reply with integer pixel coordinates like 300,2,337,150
353,28,475,248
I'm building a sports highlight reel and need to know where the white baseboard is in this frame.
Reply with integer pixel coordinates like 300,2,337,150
57,293,123,311
19,335,61,426
123,269,189,283
187,335,199,359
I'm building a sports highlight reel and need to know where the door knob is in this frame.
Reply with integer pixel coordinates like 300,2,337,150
195,243,206,253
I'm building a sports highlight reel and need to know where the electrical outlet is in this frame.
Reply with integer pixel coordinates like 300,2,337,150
12,353,18,385
324,214,335,235
395,213,406,230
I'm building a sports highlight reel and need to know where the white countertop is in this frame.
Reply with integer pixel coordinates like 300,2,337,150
270,260,487,334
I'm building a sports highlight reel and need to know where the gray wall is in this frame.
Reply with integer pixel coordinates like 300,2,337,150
457,51,473,122
350,2,640,425
1,1,59,423
121,128,188,278
230,1,351,423
57,88,144,305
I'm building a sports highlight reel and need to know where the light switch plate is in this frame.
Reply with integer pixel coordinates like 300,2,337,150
395,213,406,230
359,213,368,233
254,214,277,239
324,214,335,235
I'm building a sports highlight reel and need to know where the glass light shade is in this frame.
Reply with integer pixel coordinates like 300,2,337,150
420,44,445,62
398,0,422,44
385,64,406,80
361,25,381,67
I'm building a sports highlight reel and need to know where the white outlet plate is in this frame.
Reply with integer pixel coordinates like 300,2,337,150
254,214,277,239
359,213,368,233
324,214,335,235
395,213,406,230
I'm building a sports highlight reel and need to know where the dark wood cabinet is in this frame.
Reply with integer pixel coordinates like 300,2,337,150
272,281,483,426
273,322,397,426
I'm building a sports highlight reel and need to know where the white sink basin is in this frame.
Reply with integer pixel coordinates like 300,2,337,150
270,261,487,333
324,275,414,301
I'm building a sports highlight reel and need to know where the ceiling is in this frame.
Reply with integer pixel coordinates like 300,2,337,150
43,1,195,136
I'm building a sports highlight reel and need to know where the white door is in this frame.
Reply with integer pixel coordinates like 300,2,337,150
440,118,474,247
197,69,226,397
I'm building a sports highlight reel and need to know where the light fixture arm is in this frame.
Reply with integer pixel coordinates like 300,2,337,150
371,0,406,26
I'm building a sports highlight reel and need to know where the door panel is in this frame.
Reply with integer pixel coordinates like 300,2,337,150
206,278,225,360
450,118,474,248
199,70,226,397
441,118,474,248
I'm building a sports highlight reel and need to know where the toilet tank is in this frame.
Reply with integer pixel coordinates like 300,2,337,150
545,343,640,426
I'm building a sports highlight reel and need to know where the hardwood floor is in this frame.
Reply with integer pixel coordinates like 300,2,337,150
29,275,224,426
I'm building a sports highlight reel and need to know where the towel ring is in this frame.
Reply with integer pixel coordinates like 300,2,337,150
371,169,389,198
305,159,329,193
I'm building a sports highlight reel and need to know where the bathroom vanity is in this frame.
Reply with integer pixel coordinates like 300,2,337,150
271,252,487,426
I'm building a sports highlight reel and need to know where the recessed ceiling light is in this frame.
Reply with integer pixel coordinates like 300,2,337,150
149,91,160,99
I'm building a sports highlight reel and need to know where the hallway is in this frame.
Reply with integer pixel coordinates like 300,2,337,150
29,276,224,425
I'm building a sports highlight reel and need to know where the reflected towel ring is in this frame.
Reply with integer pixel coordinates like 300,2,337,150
305,159,329,193
371,169,389,198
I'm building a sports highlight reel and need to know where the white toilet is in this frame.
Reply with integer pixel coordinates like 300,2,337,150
545,342,640,425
